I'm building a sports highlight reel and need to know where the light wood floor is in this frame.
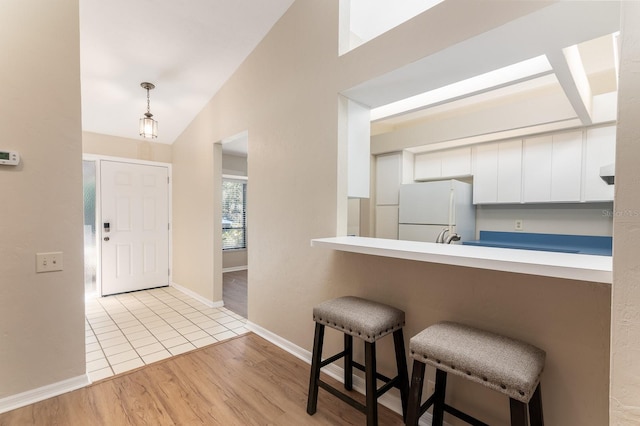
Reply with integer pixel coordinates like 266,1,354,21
0,333,403,425
223,270,247,318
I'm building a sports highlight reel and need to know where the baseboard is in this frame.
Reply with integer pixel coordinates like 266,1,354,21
171,282,224,308
0,374,90,414
245,321,440,426
222,266,247,273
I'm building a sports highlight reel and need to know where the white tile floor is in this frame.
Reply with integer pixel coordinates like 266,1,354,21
85,286,248,382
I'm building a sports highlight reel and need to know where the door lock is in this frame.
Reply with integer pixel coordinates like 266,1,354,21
104,236,110,241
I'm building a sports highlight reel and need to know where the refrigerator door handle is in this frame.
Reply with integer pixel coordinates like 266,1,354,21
448,189,455,232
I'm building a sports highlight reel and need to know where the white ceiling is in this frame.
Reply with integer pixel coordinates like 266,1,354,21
79,0,294,145
344,2,620,111
80,1,620,154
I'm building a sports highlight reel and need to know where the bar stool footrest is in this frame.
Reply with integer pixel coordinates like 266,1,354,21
444,404,490,426
318,380,367,413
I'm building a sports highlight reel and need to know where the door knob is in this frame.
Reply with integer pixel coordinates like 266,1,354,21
104,237,110,241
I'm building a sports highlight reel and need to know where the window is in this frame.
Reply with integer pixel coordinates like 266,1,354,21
222,179,247,250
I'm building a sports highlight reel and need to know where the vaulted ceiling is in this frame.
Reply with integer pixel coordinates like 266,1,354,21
79,0,294,145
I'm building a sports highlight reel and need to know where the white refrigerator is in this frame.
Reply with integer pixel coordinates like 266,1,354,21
398,180,475,243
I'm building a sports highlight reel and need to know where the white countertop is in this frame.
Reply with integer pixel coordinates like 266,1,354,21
311,236,612,284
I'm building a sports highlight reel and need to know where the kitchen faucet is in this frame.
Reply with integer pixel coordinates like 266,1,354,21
444,233,461,244
435,228,449,243
436,227,461,244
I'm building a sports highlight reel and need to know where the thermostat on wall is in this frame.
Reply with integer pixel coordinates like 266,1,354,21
0,150,19,166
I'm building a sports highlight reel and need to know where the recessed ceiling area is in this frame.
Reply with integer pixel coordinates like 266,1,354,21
341,2,621,151
372,31,619,138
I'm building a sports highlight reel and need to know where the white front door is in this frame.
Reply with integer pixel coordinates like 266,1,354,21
100,160,169,296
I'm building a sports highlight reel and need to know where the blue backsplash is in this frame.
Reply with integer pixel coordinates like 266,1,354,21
463,231,612,256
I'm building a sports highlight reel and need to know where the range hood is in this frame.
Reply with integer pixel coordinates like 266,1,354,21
600,163,615,185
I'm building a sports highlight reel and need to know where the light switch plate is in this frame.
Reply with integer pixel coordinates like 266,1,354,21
36,252,63,273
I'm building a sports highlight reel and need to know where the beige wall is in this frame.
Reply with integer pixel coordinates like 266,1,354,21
222,153,247,176
83,131,172,163
0,0,85,399
610,2,640,424
223,250,247,270
171,1,615,425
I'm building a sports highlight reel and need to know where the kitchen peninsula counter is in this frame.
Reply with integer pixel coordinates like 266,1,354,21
311,236,612,284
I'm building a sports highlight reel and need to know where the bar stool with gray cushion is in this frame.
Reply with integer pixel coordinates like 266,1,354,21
306,296,410,426
406,321,546,426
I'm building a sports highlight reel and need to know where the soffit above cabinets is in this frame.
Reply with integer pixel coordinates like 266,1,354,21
343,1,620,135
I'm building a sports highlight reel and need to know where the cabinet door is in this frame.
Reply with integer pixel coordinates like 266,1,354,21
414,152,442,181
375,205,398,239
473,143,499,204
497,140,522,203
551,131,582,202
584,126,615,201
376,153,402,205
523,136,553,202
441,147,472,177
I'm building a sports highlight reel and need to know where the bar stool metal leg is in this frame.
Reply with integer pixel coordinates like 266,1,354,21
306,322,325,415
392,329,410,419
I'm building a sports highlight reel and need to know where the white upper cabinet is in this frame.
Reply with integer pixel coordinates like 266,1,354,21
409,126,615,206
441,147,472,178
413,151,442,181
523,136,553,202
550,131,583,202
584,126,616,202
473,140,522,204
414,147,471,181
473,143,498,204
497,140,523,203
523,131,582,203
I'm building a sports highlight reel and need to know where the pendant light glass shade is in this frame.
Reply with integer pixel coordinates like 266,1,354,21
139,114,158,139
139,82,158,139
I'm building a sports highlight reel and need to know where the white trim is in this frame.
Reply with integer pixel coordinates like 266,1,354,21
171,282,224,308
82,153,170,167
0,374,90,414
222,174,248,181
245,322,441,425
222,265,248,273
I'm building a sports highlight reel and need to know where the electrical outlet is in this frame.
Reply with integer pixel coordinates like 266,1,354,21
36,252,63,273
515,219,524,231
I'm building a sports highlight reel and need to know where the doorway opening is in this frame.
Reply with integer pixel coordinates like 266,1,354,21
82,156,171,298
221,132,248,318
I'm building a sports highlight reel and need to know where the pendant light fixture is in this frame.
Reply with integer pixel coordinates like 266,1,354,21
139,82,158,139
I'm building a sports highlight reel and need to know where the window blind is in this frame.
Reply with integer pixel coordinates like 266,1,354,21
222,179,247,250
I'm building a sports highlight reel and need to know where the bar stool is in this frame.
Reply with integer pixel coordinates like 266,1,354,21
306,296,410,426
406,321,545,426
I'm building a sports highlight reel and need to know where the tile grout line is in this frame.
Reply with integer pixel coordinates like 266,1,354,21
85,286,248,379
